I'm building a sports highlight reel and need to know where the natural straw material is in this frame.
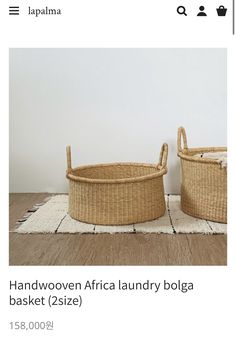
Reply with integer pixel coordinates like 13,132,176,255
177,127,227,223
66,144,168,225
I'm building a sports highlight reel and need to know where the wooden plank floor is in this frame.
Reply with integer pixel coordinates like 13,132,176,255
9,193,227,266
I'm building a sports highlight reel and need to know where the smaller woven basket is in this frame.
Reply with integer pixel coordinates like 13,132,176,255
66,143,168,225
177,127,227,223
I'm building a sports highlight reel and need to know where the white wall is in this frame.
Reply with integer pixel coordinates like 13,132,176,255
9,48,227,193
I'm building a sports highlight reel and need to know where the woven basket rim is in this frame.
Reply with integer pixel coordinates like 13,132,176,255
178,146,227,165
67,162,167,184
177,127,227,165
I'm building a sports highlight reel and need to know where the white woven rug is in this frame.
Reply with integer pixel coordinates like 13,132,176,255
13,195,227,234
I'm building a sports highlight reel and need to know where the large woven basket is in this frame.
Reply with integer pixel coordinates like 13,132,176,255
66,143,168,225
177,127,227,223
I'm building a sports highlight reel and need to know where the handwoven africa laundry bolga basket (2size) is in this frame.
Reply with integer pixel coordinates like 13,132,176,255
177,127,227,223
66,143,168,225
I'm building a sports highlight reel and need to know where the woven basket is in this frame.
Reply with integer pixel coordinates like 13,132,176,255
66,143,168,225
177,127,227,223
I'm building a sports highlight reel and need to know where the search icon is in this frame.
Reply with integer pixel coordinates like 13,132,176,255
177,6,187,16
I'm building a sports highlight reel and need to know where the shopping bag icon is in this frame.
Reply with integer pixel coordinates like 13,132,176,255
216,6,227,16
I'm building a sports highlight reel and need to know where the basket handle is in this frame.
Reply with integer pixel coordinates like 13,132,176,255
177,127,188,153
158,143,168,168
66,145,72,173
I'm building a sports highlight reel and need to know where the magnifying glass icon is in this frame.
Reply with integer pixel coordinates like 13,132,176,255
177,6,187,16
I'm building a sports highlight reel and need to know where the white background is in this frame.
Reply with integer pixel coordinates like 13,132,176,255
9,48,227,194
0,1,236,339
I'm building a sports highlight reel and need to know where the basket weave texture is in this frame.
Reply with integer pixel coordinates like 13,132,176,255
66,144,168,225
177,127,227,223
